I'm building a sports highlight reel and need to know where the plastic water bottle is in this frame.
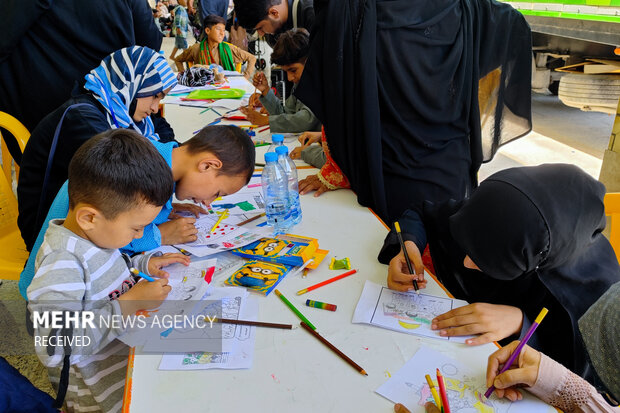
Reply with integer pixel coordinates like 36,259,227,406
267,134,284,153
262,152,291,234
275,146,302,225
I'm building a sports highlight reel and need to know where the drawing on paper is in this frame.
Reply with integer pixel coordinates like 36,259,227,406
212,191,265,215
182,352,230,365
376,347,553,413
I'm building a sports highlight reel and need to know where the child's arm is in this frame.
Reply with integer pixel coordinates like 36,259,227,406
27,251,132,367
230,45,257,78
268,107,321,134
258,88,285,115
173,46,195,72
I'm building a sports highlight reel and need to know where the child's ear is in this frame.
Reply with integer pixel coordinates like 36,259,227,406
198,157,223,173
74,205,102,232
268,7,279,19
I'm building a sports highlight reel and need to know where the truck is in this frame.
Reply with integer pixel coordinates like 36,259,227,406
500,0,620,114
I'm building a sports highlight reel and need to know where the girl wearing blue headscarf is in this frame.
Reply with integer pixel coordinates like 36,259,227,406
18,46,177,252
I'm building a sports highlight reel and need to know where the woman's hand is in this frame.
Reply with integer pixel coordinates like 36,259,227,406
387,240,426,292
299,174,331,197
298,131,322,146
486,341,542,401
431,303,523,345
159,217,198,245
170,202,207,218
148,253,191,278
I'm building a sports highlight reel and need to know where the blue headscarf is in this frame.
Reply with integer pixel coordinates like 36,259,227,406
83,46,177,141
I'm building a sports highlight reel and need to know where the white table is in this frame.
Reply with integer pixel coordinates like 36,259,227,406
123,82,555,412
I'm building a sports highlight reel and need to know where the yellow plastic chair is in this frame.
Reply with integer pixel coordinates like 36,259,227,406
0,111,30,280
604,192,620,263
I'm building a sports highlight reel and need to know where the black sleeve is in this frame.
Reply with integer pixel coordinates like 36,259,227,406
130,0,163,50
377,208,427,265
0,0,51,60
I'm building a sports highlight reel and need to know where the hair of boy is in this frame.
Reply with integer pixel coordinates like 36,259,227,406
182,125,256,183
203,14,226,30
270,28,310,66
68,129,174,219
234,0,282,30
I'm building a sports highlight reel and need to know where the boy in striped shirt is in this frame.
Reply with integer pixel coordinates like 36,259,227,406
28,129,190,412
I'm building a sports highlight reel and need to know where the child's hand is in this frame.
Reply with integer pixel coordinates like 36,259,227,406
394,402,440,413
252,72,269,94
170,202,207,218
298,175,331,197
431,303,523,345
486,341,541,401
239,107,269,126
159,217,198,245
118,278,172,315
248,92,263,108
148,253,191,278
387,240,426,291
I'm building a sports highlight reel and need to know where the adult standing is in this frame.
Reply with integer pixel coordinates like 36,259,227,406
234,0,314,46
296,0,532,224
0,0,162,162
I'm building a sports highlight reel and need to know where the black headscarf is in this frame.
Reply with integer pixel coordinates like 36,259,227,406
381,164,620,380
296,0,532,222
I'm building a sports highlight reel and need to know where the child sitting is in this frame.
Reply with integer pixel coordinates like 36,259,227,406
174,14,257,79
240,28,321,133
28,129,190,412
20,125,256,299
169,0,189,60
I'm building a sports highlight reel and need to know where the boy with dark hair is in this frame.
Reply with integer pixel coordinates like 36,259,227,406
174,14,257,78
240,28,321,134
28,129,190,412
20,125,256,298
234,0,314,46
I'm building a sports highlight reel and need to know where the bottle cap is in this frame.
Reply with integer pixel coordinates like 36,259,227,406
271,134,284,143
275,146,289,155
264,152,278,162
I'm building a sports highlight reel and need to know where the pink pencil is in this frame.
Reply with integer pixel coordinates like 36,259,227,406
247,183,262,188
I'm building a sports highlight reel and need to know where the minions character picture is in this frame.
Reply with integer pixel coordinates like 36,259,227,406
225,260,292,295
236,238,291,258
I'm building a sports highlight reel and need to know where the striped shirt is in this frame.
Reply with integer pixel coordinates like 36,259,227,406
28,220,154,413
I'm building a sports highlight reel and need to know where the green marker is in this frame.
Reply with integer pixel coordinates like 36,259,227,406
274,289,316,330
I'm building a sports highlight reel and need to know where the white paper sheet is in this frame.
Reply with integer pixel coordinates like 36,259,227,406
157,287,257,370
207,98,248,110
376,347,552,413
169,84,216,95
353,280,473,343
161,95,210,107
118,259,217,347
175,214,263,257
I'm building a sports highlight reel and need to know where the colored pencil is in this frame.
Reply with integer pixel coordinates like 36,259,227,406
436,369,450,413
247,183,262,188
258,126,270,133
291,259,314,278
209,210,229,233
199,107,211,114
425,374,442,411
274,289,316,330
300,321,367,376
305,300,337,312
484,307,549,399
296,269,358,296
172,246,192,256
211,318,293,330
394,221,420,294
237,212,266,226
129,267,155,282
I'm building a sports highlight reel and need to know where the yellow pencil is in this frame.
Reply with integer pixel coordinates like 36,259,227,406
210,210,229,233
425,374,442,410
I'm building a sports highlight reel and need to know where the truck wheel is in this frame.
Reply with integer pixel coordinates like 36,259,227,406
558,73,620,114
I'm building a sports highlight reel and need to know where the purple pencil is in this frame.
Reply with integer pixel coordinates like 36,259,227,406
484,307,549,399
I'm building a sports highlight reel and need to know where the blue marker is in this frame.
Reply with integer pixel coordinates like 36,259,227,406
129,267,155,282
